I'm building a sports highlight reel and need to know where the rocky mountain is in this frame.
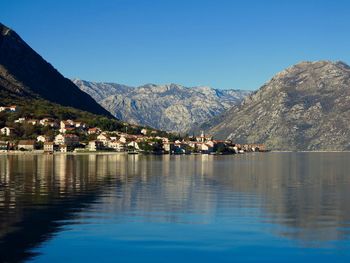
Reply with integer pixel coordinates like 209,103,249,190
201,61,350,151
0,22,111,117
73,79,250,133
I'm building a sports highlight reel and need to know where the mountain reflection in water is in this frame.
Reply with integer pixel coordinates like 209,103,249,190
0,153,350,262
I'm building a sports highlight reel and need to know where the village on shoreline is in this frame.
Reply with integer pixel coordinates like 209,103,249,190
0,105,266,155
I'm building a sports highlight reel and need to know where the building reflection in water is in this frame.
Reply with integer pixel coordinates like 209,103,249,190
1,153,350,261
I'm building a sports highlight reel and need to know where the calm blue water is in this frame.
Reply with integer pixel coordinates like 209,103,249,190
1,153,350,262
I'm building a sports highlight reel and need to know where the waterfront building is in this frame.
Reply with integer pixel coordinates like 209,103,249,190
97,133,111,146
88,140,104,151
44,142,55,153
54,134,79,146
18,140,35,151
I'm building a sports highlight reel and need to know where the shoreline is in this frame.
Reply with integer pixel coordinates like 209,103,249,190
1,150,350,156
0,151,128,155
270,150,350,153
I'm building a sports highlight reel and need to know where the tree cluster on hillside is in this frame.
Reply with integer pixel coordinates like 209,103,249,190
0,99,184,142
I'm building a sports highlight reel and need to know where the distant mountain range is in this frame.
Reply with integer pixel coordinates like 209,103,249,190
200,61,350,151
73,79,250,133
0,22,111,117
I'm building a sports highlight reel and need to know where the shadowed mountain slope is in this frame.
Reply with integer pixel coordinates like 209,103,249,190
0,22,111,117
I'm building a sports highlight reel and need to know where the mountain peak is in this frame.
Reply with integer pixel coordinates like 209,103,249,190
0,22,112,117
285,60,350,73
266,60,350,90
203,60,350,150
0,22,23,44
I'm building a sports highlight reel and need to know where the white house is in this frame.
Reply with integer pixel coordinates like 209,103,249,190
59,120,75,133
8,105,16,111
40,118,52,125
108,140,126,151
97,133,111,146
119,135,127,143
54,134,65,145
74,121,86,129
200,143,214,153
88,140,104,151
14,117,26,124
44,142,55,153
37,135,49,143
205,140,215,148
127,141,140,150
196,131,213,143
0,105,16,112
60,144,68,153
88,127,101,135
141,128,148,135
39,118,58,128
55,134,79,146
0,127,14,136
232,146,239,154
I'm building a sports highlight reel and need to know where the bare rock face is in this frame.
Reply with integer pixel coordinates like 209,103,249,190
202,61,350,150
0,23,112,117
73,80,250,133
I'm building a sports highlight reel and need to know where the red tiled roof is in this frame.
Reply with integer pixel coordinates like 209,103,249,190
65,134,79,138
18,140,35,145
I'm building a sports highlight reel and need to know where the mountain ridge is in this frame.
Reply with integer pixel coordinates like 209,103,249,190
201,60,350,150
73,79,250,132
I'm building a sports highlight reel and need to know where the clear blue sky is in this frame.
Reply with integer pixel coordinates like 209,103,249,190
1,0,350,90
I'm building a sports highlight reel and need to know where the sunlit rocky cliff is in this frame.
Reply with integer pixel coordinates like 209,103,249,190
73,79,250,133
201,61,350,150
